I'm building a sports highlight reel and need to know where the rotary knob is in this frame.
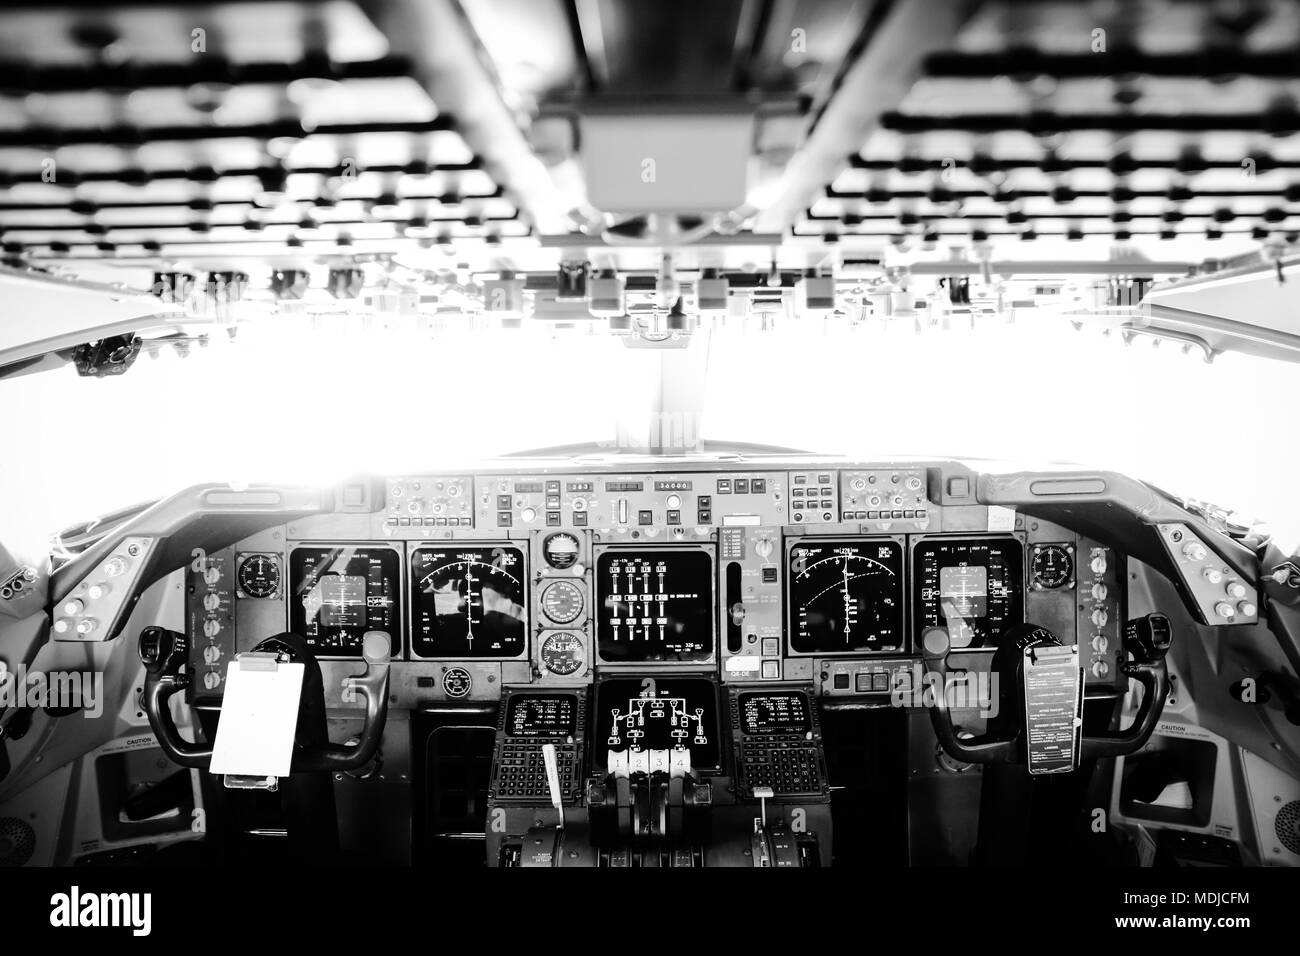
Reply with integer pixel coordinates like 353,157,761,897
1091,583,1108,601
1225,581,1248,599
203,644,222,664
1181,541,1207,562
1091,608,1108,627
1203,567,1224,584
203,671,222,690
1091,660,1110,679
1090,553,1108,574
1214,601,1236,620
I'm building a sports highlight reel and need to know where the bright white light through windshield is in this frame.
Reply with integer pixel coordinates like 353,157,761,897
2,311,1297,557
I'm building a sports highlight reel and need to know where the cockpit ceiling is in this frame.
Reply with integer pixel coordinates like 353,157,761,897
1,0,1299,272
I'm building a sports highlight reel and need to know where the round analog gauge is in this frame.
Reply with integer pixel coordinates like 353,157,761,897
237,554,281,598
443,666,473,698
543,532,581,570
540,632,584,676
1031,545,1074,590
541,580,584,624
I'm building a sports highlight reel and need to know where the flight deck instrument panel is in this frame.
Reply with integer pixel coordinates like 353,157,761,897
190,464,1135,706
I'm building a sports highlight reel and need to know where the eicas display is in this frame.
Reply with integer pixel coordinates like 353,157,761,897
594,677,721,772
596,548,714,663
410,546,527,657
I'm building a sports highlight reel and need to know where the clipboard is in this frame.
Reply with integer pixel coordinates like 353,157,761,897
210,652,305,781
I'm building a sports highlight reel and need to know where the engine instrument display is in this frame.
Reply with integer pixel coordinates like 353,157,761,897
505,693,578,738
738,691,813,735
595,548,714,663
289,546,399,654
410,545,526,658
594,676,720,772
788,539,905,654
914,537,1024,649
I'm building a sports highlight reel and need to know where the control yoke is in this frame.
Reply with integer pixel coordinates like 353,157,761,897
923,614,1172,769
137,626,391,774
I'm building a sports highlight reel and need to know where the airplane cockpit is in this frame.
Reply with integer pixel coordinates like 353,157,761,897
0,0,1299,898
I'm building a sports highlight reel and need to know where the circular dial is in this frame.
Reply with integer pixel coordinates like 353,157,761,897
442,666,472,698
541,580,584,624
237,554,280,598
789,542,904,653
1031,545,1074,590
540,632,584,676
543,532,581,570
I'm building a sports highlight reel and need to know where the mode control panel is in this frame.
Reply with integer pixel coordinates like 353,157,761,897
1156,523,1259,626
477,473,789,529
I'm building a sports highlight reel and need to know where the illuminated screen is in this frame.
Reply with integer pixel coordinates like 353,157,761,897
318,575,366,628
595,549,714,663
914,537,1023,649
410,545,526,658
788,539,905,654
289,547,399,654
939,565,988,618
593,677,720,772
505,694,578,739
738,691,813,735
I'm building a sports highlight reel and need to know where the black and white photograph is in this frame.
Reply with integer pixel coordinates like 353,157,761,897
0,0,1297,936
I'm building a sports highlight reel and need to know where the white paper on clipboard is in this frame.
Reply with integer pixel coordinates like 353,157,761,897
209,661,305,778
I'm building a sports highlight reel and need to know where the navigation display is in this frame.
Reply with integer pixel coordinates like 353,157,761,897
914,537,1024,649
410,545,527,658
788,539,906,654
289,546,399,655
595,548,714,663
593,677,720,772
738,691,813,735
505,694,578,739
